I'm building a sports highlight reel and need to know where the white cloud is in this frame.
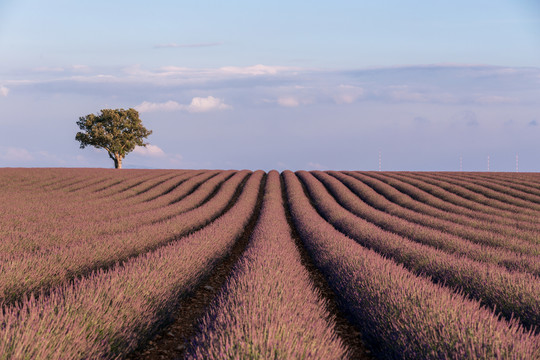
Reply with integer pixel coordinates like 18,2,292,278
187,96,232,112
220,64,295,76
0,86,9,97
154,42,222,49
135,96,232,113
133,144,166,157
135,100,184,112
277,97,300,107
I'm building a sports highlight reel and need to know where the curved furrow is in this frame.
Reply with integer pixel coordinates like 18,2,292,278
0,171,250,305
91,170,190,200
0,172,264,360
115,171,201,203
457,172,540,198
481,171,540,183
73,171,145,193
23,168,85,189
65,175,133,196
185,171,350,359
0,171,229,255
497,172,540,185
337,171,540,248
63,172,169,210
91,170,179,200
90,174,144,195
0,171,216,254
75,171,231,235
358,171,540,237
49,171,112,192
4,169,72,189
297,171,540,331
124,172,183,199
427,172,540,211
314,171,540,273
112,171,174,197
79,170,190,210
283,171,539,360
0,171,215,258
71,169,164,196
129,170,207,203
410,172,540,215
374,171,540,227
107,171,218,217
442,172,540,204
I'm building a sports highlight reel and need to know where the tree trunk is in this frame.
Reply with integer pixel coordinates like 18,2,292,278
113,155,122,169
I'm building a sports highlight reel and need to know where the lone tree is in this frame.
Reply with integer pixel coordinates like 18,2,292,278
76,108,152,169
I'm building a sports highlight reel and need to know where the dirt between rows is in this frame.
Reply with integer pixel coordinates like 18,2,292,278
126,174,266,360
280,175,375,360
128,173,374,359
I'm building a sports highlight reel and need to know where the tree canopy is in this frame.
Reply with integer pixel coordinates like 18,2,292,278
75,108,152,169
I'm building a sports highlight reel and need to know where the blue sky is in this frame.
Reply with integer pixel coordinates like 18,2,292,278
1,0,540,170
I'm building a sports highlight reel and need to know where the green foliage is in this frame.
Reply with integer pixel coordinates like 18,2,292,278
75,108,152,168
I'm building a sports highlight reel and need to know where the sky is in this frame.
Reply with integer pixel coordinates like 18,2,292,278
1,0,540,171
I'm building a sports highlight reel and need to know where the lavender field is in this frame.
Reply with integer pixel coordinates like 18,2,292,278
0,168,539,359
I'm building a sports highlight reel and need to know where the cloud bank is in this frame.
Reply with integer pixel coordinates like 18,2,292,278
3,63,540,171
136,96,232,113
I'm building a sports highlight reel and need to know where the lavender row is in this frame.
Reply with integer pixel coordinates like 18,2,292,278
78,170,230,237
440,172,540,208
314,171,540,275
0,171,249,304
422,173,540,214
369,171,540,231
0,168,68,189
0,170,200,259
75,171,181,206
53,170,196,216
488,172,540,187
0,170,223,257
455,172,540,198
283,170,540,359
53,169,146,194
329,171,540,257
350,171,540,243
0,172,264,360
186,170,347,359
0,169,179,239
0,169,192,233
405,172,540,217
297,171,540,331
